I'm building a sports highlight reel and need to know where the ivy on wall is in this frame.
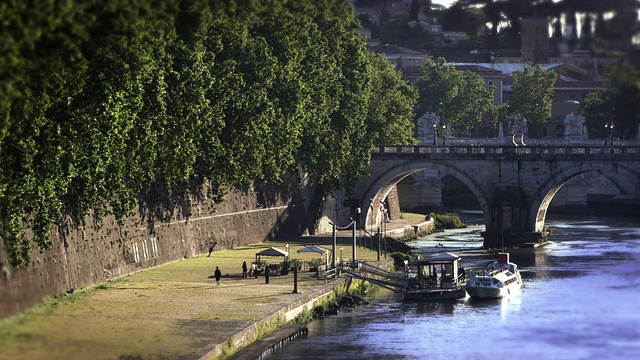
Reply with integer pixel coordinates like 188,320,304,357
0,0,417,267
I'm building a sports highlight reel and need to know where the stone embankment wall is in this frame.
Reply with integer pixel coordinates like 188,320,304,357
0,180,309,320
197,279,349,360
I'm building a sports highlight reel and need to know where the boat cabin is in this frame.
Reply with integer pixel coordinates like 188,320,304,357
406,252,465,290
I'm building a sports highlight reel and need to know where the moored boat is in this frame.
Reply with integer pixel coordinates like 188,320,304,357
402,252,467,301
466,252,522,299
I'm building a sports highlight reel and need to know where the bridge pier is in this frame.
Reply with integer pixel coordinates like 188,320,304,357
483,203,549,248
482,229,548,248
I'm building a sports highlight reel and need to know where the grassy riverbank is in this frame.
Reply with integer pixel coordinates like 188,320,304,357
0,236,390,360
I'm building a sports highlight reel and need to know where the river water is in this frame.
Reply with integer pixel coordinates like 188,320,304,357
269,214,640,360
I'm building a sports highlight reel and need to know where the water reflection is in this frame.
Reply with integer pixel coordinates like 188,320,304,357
269,215,640,360
413,299,457,315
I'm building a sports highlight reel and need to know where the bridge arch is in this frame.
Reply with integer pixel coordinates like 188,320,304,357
362,160,489,232
531,162,640,233
358,145,640,247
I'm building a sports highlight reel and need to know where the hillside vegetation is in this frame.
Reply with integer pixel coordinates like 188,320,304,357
0,0,417,267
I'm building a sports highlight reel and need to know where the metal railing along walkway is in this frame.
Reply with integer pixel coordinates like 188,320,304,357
341,261,406,293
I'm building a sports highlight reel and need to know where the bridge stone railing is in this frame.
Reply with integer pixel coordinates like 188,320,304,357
372,145,640,159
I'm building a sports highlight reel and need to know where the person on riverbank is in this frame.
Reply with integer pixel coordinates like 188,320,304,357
265,266,270,284
215,266,221,285
242,261,248,279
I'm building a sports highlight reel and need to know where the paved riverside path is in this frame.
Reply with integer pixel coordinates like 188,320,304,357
0,220,420,360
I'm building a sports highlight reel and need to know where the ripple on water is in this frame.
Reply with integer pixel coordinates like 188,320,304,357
271,216,640,360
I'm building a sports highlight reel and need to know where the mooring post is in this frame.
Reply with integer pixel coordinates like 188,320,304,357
352,221,356,263
331,222,336,269
292,267,299,294
377,227,381,261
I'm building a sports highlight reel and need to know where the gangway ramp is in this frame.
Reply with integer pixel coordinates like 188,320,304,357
342,261,406,293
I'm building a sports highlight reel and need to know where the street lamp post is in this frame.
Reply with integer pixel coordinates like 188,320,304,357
351,219,356,267
329,221,336,268
442,124,447,145
606,107,615,145
432,122,437,145
605,123,614,145
441,101,446,145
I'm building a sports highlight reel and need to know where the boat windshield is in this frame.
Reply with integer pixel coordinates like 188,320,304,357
469,277,500,287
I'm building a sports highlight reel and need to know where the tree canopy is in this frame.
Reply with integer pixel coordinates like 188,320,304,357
506,63,556,137
0,0,417,267
414,58,494,137
581,62,640,140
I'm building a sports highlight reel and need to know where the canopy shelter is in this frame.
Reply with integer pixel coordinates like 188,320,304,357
253,247,289,275
297,245,330,266
255,247,288,264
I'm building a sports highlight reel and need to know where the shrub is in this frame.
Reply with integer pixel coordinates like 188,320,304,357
294,309,314,324
308,258,322,270
289,258,302,269
389,252,411,270
429,212,466,231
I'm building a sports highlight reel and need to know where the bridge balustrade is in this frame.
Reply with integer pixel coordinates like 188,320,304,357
374,145,640,159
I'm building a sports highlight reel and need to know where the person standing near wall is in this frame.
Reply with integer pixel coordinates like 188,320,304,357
264,266,270,284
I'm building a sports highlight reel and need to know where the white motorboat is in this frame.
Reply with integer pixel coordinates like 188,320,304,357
466,253,522,299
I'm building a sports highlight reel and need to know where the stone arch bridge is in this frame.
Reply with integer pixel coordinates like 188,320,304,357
354,145,640,247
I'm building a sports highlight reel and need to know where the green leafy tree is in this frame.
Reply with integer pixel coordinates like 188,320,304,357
0,0,94,265
414,58,493,137
294,0,373,196
0,0,418,267
581,90,611,140
449,71,494,137
414,58,460,120
365,53,418,145
581,62,640,141
507,63,556,138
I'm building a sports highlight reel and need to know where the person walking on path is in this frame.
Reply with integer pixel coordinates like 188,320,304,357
264,266,270,284
214,266,221,285
242,261,248,279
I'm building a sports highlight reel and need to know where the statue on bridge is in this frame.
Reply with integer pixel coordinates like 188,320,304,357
417,112,440,145
506,113,528,146
563,113,585,141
